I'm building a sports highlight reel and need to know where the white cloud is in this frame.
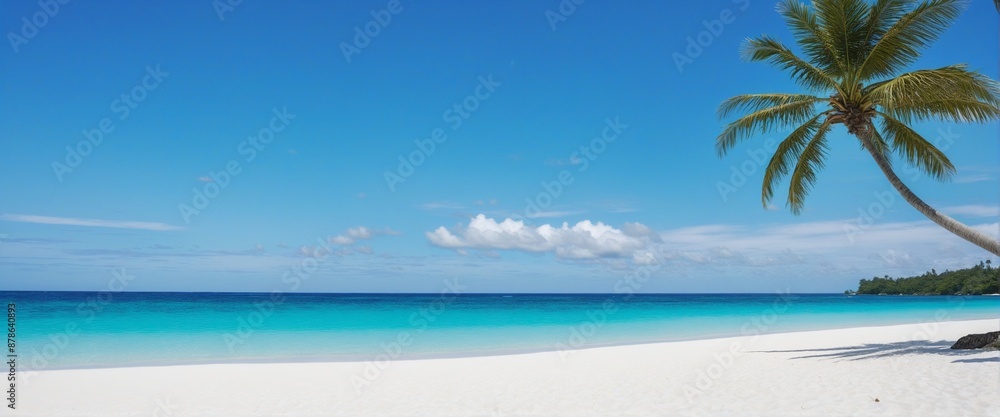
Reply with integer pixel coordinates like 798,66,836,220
426,214,656,260
942,205,998,218
419,202,465,210
298,245,316,256
347,226,372,240
954,174,994,184
297,244,348,258
954,166,998,184
653,218,998,271
632,251,658,265
593,200,639,213
328,226,401,246
622,221,660,240
529,210,584,218
329,235,354,245
0,214,182,231
329,227,373,245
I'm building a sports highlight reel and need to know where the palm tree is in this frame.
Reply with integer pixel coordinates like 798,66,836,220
716,0,1000,256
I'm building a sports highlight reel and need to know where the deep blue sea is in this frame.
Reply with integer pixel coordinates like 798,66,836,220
4,291,998,370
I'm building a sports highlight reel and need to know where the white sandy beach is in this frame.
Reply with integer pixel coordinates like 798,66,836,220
15,319,1000,417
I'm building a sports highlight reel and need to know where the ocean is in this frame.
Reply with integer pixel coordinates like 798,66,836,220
5,291,998,370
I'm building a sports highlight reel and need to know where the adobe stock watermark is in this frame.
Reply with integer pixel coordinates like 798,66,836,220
519,116,628,220
178,106,295,224
555,245,665,361
680,289,797,405
865,296,975,416
672,0,750,73
212,0,245,22
6,0,70,54
20,268,135,382
842,127,959,244
383,74,501,191
715,136,777,202
885,296,966,373
544,0,585,32
150,397,177,417
222,236,331,352
349,277,466,394
340,0,408,63
51,65,169,182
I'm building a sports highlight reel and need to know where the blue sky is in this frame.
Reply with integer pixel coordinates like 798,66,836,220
1,0,997,293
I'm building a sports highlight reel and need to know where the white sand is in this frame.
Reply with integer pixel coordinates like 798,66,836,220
15,319,1000,417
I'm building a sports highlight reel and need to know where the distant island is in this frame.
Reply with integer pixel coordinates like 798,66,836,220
848,261,999,296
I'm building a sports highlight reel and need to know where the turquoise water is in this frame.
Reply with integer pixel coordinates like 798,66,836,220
4,292,998,370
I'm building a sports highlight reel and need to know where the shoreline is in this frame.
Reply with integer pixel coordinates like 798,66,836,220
4,289,1000,295
16,319,1000,416
23,317,1000,372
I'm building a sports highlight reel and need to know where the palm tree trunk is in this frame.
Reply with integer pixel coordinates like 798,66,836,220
858,132,1000,256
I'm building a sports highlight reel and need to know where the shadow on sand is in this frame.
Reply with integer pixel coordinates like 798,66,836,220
754,340,1000,363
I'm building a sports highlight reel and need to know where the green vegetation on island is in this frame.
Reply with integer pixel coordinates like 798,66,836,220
851,261,999,295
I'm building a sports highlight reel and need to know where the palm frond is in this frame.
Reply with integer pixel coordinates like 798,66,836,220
868,125,892,161
857,0,965,81
761,113,824,207
717,93,823,119
867,65,1000,123
787,119,833,214
716,96,820,156
878,112,956,180
813,0,871,77
741,36,841,92
861,0,914,51
777,0,844,77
